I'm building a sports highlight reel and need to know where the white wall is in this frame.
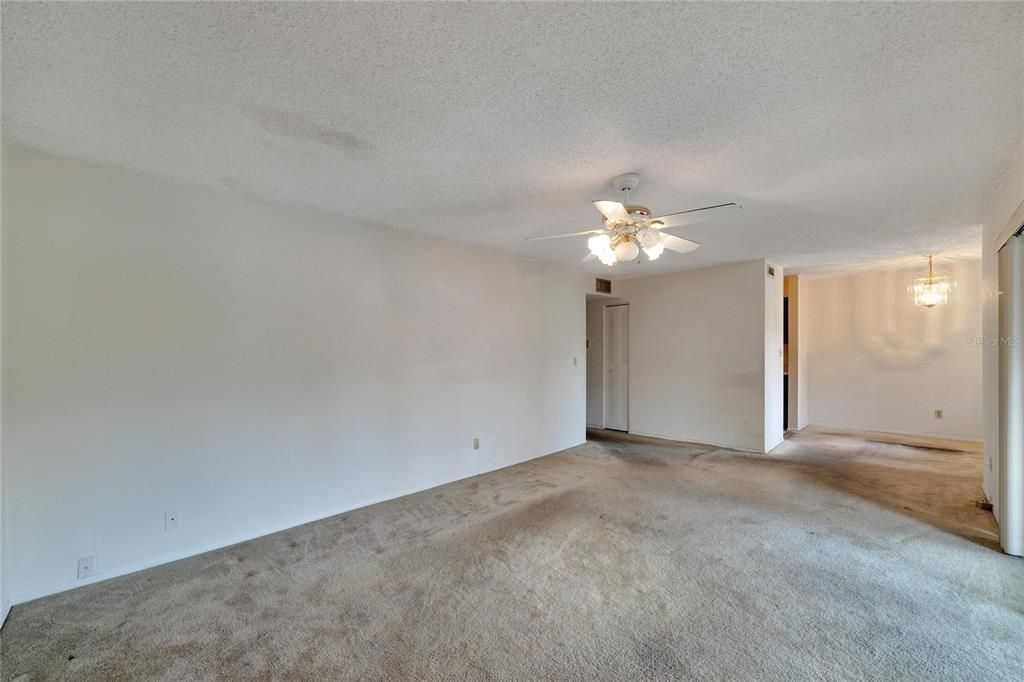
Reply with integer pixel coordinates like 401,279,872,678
1,146,588,603
805,260,983,441
764,265,784,452
983,140,1024,512
796,279,809,431
615,260,772,452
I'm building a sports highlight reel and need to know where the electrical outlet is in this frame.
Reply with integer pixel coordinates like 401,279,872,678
473,438,480,450
77,555,95,579
164,511,180,530
934,409,943,419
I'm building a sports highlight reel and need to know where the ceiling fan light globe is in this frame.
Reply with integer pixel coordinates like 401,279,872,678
613,240,639,262
637,227,661,249
598,250,617,266
643,243,665,261
587,234,611,255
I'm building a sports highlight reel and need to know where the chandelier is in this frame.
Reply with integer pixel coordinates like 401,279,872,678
911,255,953,308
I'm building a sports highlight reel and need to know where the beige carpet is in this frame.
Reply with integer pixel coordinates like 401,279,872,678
2,430,1021,680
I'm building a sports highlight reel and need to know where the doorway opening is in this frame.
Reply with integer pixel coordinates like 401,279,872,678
604,304,630,431
783,274,804,434
783,293,790,431
585,294,629,432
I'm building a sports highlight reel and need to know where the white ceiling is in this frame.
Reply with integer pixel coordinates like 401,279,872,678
3,2,1022,276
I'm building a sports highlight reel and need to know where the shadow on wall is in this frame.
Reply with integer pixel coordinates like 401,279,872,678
812,266,978,369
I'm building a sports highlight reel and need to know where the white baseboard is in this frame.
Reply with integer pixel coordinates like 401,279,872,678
805,424,983,452
10,440,585,607
613,428,764,455
1,599,10,630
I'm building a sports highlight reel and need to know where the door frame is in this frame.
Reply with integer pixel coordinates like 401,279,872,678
603,303,630,431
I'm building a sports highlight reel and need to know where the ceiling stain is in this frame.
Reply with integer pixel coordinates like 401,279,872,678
219,175,279,199
240,103,374,157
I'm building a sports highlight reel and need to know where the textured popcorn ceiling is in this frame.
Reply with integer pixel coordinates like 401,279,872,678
3,2,1022,276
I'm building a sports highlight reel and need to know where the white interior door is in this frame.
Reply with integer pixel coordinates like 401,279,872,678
604,305,629,431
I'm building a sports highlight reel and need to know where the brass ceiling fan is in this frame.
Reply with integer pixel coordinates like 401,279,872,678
527,173,742,265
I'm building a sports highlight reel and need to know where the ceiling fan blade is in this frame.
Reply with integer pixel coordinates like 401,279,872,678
581,252,598,262
660,233,701,254
525,228,607,242
652,202,742,229
593,200,630,224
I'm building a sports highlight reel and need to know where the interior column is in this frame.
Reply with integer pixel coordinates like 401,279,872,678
999,231,1024,556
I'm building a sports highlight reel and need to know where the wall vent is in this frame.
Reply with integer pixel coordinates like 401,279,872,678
767,265,776,278
596,278,612,294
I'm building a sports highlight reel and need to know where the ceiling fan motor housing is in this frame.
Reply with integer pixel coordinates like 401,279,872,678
613,172,641,193
624,205,652,218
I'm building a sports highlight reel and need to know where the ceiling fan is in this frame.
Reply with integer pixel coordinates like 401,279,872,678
527,173,742,266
